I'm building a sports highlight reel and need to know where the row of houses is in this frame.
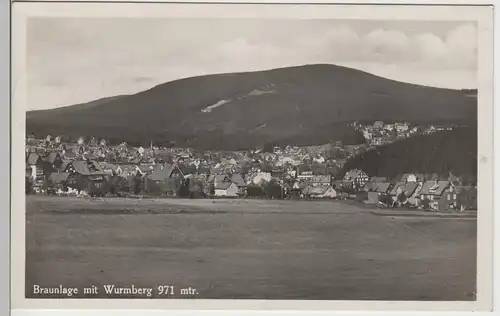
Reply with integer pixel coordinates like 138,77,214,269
356,121,456,147
350,171,477,212
25,151,477,211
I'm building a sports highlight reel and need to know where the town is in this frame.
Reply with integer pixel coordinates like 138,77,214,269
25,121,477,212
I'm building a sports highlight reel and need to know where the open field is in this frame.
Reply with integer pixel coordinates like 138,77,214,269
26,195,477,300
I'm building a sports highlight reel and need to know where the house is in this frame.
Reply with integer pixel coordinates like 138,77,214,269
302,185,337,199
136,164,153,176
231,173,247,196
26,153,44,180
395,122,409,132
310,175,332,187
148,163,184,196
149,163,183,182
207,174,240,196
286,169,297,178
207,174,228,186
48,172,72,191
279,156,295,165
384,124,394,131
42,152,63,170
182,175,207,198
26,152,62,181
373,121,384,129
313,156,326,164
117,165,140,178
371,137,382,146
329,159,347,169
343,169,370,191
63,160,107,193
363,181,392,204
214,182,238,197
389,181,422,207
419,180,459,211
332,180,354,191
297,171,315,181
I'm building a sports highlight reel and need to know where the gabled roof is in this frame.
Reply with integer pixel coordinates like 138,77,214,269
303,185,334,195
207,174,231,184
27,153,41,165
58,160,72,172
137,165,152,173
42,152,61,164
390,182,419,196
48,172,70,183
206,174,216,183
344,169,367,180
214,181,234,190
420,181,451,196
67,160,106,176
374,182,391,193
231,174,246,187
149,163,181,181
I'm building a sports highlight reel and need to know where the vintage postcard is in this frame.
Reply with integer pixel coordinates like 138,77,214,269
11,1,494,311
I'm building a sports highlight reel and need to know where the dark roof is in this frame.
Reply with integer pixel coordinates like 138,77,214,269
303,185,334,195
420,181,451,196
370,176,388,183
197,166,211,174
231,174,247,187
374,182,392,193
68,160,106,176
344,169,367,180
48,172,70,183
214,181,234,190
42,152,61,164
390,182,419,196
137,165,152,173
58,160,72,172
27,153,41,165
149,163,180,181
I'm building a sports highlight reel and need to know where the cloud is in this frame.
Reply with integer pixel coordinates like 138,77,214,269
132,76,154,83
363,29,411,59
413,33,447,60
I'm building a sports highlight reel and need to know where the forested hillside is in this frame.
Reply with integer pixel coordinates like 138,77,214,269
339,126,477,183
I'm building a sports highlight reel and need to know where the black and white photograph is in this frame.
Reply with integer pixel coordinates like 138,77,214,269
10,1,494,311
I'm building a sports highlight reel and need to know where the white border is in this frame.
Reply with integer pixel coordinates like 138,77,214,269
10,1,495,312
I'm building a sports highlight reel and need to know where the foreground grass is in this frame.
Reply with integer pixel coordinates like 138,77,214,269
26,195,477,300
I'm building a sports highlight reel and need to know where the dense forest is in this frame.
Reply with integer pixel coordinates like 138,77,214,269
339,126,478,184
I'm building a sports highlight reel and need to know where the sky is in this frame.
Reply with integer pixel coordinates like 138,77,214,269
27,18,478,111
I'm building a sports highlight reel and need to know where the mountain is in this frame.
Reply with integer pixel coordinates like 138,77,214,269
338,126,478,183
26,64,477,150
